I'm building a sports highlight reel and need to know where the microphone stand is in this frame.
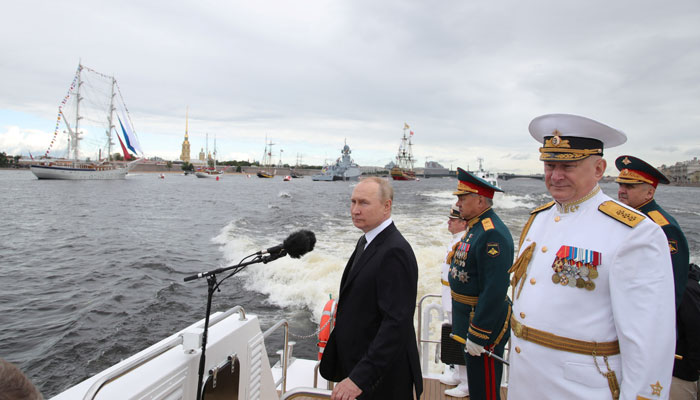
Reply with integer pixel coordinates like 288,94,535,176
184,251,287,400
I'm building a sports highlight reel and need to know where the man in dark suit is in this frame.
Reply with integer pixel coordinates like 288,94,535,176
320,177,422,400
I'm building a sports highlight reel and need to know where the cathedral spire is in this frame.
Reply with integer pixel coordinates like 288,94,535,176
180,106,191,162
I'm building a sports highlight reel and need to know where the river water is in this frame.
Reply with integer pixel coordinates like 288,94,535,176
1,169,698,397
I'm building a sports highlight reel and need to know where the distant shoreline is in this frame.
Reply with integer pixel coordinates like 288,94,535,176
4,167,700,187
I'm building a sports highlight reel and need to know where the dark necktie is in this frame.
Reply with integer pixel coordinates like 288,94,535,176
350,235,367,272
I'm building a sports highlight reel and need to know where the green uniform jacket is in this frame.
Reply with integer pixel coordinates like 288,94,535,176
448,207,513,347
639,199,690,308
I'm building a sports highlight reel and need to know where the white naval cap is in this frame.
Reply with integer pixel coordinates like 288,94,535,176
529,113,627,161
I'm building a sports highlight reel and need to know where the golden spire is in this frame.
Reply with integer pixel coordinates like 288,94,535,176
185,106,189,139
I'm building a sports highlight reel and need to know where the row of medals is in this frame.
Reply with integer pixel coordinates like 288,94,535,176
551,258,598,291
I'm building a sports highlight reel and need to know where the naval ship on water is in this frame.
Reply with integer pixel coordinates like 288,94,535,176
311,141,361,181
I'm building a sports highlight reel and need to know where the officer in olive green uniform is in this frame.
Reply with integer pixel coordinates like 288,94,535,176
447,167,513,400
616,155,690,308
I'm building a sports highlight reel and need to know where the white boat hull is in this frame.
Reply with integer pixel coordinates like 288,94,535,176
30,164,130,180
195,172,223,178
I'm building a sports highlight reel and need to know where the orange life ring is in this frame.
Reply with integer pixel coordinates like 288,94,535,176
317,298,338,360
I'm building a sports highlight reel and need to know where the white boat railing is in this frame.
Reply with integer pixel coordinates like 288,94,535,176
81,306,247,400
416,294,443,373
263,319,290,395
416,293,512,386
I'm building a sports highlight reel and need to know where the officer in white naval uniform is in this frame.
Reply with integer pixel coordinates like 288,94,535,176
439,205,470,397
508,114,676,400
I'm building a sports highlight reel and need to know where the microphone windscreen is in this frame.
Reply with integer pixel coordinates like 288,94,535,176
284,230,316,258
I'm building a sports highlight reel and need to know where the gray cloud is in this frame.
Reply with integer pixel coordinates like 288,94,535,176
1,0,699,173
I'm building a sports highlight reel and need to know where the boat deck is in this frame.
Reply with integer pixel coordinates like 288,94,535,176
421,377,507,399
288,377,508,399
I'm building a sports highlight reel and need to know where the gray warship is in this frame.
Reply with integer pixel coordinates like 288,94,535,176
312,141,362,181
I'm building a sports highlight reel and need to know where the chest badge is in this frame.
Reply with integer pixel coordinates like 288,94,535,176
551,245,602,291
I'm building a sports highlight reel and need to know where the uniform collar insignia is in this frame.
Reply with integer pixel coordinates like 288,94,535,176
467,207,492,227
556,186,600,214
636,198,654,211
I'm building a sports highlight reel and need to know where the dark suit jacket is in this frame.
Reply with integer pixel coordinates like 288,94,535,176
320,222,422,399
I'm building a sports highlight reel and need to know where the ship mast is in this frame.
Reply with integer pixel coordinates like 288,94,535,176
407,128,414,170
397,124,415,170
105,74,116,161
71,64,84,160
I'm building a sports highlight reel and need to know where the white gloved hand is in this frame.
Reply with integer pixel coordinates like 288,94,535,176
465,339,485,356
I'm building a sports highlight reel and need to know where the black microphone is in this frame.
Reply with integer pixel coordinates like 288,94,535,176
257,230,316,259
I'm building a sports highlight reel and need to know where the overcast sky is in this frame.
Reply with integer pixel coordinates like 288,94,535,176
1,0,699,174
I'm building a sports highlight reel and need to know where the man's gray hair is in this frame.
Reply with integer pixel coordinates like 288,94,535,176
361,177,394,202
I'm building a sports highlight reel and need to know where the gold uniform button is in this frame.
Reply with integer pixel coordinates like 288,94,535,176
519,312,526,319
515,346,521,353
542,246,548,253
555,216,561,222
530,278,536,285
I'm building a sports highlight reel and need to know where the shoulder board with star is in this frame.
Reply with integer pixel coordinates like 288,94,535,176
530,201,555,215
598,201,645,227
481,218,495,231
647,210,670,227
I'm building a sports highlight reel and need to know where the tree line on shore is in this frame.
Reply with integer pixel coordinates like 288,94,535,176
0,152,22,168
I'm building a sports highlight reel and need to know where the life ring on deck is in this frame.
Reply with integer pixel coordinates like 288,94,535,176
317,298,338,360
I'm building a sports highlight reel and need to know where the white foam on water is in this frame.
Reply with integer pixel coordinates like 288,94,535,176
420,190,456,202
420,189,538,211
216,211,455,323
494,193,539,210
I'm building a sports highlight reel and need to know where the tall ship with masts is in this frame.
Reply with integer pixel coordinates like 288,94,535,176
30,63,143,180
390,123,416,181
257,137,275,178
195,134,223,178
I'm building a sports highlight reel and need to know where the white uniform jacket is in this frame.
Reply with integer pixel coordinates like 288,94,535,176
441,230,466,317
509,187,675,400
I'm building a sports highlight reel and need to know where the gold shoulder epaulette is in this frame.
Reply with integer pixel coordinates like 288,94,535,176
516,201,555,250
481,218,495,231
598,201,645,227
531,201,556,215
647,210,670,227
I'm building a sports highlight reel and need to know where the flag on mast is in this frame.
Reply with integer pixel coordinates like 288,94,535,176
117,113,143,156
116,132,133,160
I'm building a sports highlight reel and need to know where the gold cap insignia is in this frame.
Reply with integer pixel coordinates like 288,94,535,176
543,130,570,149
622,157,632,165
551,130,561,146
